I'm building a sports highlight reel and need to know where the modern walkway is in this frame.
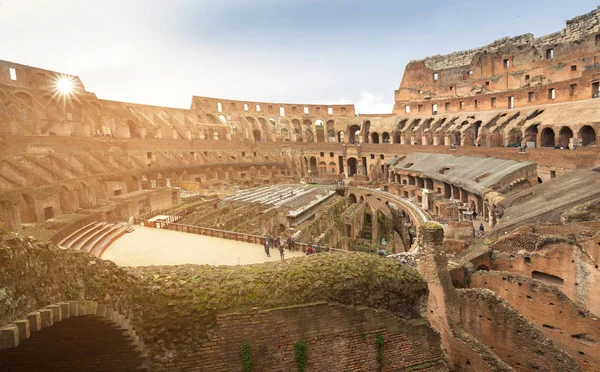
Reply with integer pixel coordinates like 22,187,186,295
102,226,305,266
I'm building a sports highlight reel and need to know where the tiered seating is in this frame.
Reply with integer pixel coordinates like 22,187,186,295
58,222,131,257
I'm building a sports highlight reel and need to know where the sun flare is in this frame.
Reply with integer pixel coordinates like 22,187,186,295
57,77,73,94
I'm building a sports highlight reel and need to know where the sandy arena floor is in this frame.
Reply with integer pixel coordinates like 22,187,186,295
101,226,304,266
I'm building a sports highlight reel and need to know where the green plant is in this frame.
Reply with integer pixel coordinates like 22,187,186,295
65,285,79,300
241,341,252,372
360,331,367,342
376,333,384,371
294,341,309,372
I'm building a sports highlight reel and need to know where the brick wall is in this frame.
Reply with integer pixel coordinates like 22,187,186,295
0,316,146,372
471,271,600,370
154,302,445,372
456,289,579,371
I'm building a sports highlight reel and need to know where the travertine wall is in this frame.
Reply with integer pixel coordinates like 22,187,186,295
395,7,600,115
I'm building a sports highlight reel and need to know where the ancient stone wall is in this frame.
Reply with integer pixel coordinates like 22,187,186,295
162,302,445,372
395,7,600,115
456,288,579,371
471,271,600,370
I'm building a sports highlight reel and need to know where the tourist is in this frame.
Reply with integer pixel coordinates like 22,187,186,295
473,210,478,220
264,239,270,257
279,241,285,260
479,223,485,233
316,244,322,253
377,247,386,256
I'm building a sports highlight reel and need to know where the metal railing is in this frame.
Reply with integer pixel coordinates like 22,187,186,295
163,222,349,253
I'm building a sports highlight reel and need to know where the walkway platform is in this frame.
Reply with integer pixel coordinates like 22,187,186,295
101,226,304,266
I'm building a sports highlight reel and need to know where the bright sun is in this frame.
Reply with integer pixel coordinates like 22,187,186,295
57,77,73,94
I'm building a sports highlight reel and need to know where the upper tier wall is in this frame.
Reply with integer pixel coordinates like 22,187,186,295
395,6,600,114
192,95,355,117
412,6,600,71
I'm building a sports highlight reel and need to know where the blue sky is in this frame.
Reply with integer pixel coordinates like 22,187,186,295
0,0,598,113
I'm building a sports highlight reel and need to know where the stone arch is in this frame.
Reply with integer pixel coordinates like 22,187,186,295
319,161,327,175
292,119,302,142
450,131,461,146
260,166,269,177
252,129,262,142
382,132,390,143
59,186,77,213
371,132,380,144
476,264,490,271
156,173,166,188
337,131,345,143
205,114,219,124
249,166,258,178
15,91,33,107
347,157,358,176
204,168,215,181
558,126,573,148
309,157,318,174
348,193,357,204
216,168,227,181
541,128,555,147
271,166,279,177
524,124,539,147
127,120,142,138
349,125,360,144
326,120,335,142
227,167,236,180
507,128,522,147
328,161,336,174
315,120,325,142
280,127,290,141
0,301,148,371
579,125,596,147
303,119,314,142
360,196,365,203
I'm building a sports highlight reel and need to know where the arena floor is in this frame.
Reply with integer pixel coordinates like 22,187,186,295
101,226,305,266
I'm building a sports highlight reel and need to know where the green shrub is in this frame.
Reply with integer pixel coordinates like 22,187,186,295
241,341,252,372
294,341,308,372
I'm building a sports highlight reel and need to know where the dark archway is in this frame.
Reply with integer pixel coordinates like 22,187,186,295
476,264,490,271
382,132,390,143
253,129,261,142
579,125,596,147
348,193,357,204
347,157,358,176
127,120,141,138
558,126,573,148
309,157,318,174
0,316,148,371
371,132,380,144
349,125,360,144
507,128,522,147
524,124,539,147
541,128,555,147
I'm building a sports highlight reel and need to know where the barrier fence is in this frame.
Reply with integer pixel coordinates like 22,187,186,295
164,222,348,253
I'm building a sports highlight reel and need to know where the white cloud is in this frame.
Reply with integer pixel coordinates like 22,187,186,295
353,91,393,115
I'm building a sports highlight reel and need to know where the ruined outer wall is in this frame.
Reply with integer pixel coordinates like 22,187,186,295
492,241,600,317
456,288,579,371
394,7,600,114
471,271,600,370
174,302,444,372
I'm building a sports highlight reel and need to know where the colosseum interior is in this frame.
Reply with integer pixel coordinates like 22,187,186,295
1,5,600,372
